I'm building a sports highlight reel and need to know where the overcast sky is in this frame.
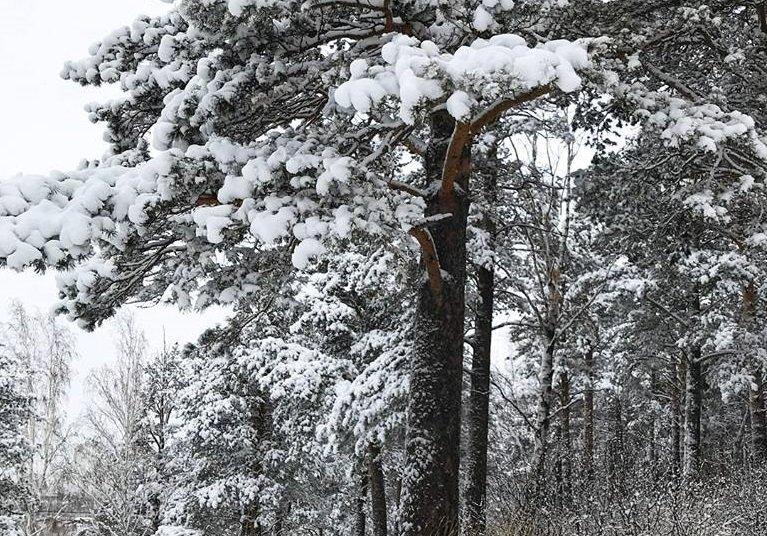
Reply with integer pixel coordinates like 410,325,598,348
0,0,227,420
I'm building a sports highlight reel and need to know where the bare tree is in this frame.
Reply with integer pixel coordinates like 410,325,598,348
2,302,75,534
70,313,150,536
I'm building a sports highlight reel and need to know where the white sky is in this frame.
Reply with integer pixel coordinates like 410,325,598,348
0,0,227,420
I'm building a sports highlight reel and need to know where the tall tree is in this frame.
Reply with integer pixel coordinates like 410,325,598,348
0,2,594,533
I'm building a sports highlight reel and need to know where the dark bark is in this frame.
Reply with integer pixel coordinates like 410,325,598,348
582,347,594,479
368,445,388,536
463,166,495,535
240,504,262,536
607,395,623,488
683,348,703,479
758,2,767,34
402,109,470,536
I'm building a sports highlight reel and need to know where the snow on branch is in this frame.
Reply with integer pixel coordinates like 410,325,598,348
334,34,591,126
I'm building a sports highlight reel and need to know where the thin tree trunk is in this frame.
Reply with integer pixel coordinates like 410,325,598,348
742,282,767,461
582,347,594,480
670,356,683,479
402,109,470,536
683,348,703,480
749,371,767,460
463,236,494,534
532,333,556,486
560,370,572,496
607,395,623,488
648,370,658,479
355,468,368,536
393,473,402,536
368,445,388,536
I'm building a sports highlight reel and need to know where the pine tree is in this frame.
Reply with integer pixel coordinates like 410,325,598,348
0,2,595,532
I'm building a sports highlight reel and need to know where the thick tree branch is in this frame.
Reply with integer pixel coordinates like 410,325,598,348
440,84,553,200
388,179,427,197
409,226,444,307
644,61,701,101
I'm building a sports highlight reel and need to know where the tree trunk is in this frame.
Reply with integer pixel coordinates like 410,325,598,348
556,369,572,500
241,506,262,536
532,333,556,486
463,239,494,535
355,468,368,536
683,348,702,480
368,445,388,536
582,347,594,480
742,282,766,461
749,371,767,460
393,473,402,536
670,356,682,479
607,395,623,488
402,109,470,536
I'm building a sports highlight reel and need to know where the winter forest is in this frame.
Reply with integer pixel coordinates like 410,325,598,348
1,0,767,535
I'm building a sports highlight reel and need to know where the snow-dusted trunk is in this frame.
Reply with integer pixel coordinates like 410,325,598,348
742,283,766,460
393,474,402,536
555,369,572,499
607,396,623,487
355,468,368,536
402,109,470,536
648,371,658,477
463,220,495,534
582,348,594,479
368,445,388,536
749,371,767,460
532,332,556,484
670,356,683,478
683,348,703,480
